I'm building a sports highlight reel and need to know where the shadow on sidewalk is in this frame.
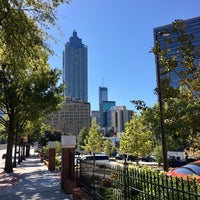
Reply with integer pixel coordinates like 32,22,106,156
0,155,72,200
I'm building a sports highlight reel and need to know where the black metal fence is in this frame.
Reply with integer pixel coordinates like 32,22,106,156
77,159,200,200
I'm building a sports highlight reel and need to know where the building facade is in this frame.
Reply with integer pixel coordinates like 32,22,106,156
99,87,108,106
154,16,200,90
63,30,88,102
117,109,134,133
46,97,91,136
100,101,116,127
107,106,134,133
99,86,108,126
91,110,101,124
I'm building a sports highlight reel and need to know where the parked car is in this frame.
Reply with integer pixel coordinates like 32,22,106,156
81,154,109,162
142,155,156,162
166,160,200,183
127,155,137,162
115,154,126,160
168,156,187,167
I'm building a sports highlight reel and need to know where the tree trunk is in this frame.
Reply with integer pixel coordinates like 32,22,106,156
5,119,15,173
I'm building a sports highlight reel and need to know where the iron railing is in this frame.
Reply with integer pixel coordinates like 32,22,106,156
77,159,200,200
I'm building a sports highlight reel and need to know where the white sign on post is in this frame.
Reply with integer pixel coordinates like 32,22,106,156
61,135,76,148
48,141,56,148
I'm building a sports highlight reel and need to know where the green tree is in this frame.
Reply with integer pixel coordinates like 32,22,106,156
83,121,103,154
141,98,200,152
152,143,163,166
103,139,113,156
120,115,153,160
164,98,200,149
77,127,89,151
148,20,200,164
0,57,64,173
0,0,69,173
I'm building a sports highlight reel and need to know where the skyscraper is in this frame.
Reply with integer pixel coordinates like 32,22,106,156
106,106,134,133
63,30,88,102
99,86,109,126
99,87,108,107
100,100,116,127
154,16,200,90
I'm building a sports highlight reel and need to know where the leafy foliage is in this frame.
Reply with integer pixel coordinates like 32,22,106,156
83,121,103,154
0,0,68,173
77,127,89,151
120,115,153,157
103,139,114,156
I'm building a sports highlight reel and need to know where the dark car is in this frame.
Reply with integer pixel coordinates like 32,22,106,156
168,157,186,167
127,155,137,162
142,155,156,162
166,160,200,183
115,154,126,160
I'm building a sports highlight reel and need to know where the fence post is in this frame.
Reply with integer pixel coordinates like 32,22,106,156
123,154,129,200
93,153,96,190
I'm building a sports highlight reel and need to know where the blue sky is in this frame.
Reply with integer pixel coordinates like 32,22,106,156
48,0,200,111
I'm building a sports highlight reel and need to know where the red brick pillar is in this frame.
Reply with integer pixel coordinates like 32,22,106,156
61,136,76,193
48,141,56,171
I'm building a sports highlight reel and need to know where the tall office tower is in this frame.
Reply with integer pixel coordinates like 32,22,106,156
154,17,200,91
99,86,108,126
63,30,88,102
100,101,116,127
99,87,108,107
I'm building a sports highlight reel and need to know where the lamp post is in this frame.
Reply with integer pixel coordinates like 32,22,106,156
155,32,169,171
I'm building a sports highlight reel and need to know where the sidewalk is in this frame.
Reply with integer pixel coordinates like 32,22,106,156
0,153,73,200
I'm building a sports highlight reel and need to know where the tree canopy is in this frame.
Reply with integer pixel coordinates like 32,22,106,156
83,121,103,154
77,127,89,151
0,0,69,173
120,115,153,158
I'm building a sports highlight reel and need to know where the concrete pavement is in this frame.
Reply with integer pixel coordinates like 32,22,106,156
0,153,73,200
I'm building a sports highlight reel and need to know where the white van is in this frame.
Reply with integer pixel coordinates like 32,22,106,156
81,154,109,162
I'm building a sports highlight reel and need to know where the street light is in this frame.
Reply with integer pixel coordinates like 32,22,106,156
155,32,170,171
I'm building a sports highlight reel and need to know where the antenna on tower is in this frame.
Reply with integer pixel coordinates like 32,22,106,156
102,78,104,87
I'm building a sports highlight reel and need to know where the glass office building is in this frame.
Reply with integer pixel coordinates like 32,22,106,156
99,87,108,107
154,16,200,90
63,30,88,102
100,101,116,127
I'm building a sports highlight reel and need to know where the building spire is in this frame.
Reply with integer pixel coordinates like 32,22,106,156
73,30,77,37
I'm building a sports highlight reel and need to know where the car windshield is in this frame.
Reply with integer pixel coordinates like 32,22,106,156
174,164,200,175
